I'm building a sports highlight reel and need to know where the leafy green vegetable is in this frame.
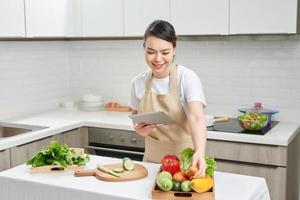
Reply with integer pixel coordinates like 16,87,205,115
179,148,217,176
180,148,195,173
205,155,217,177
26,140,90,168
238,112,268,131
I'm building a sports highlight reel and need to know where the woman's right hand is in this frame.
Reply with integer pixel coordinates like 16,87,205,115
134,123,156,136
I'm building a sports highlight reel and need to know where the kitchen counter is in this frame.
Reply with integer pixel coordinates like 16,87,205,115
0,155,270,200
0,109,299,151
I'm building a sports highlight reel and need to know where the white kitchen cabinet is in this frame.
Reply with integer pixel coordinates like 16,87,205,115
170,0,229,35
81,0,123,37
0,0,25,37
206,131,300,200
230,0,298,34
10,136,54,167
123,0,169,36
54,127,88,149
10,128,88,168
0,149,10,172
25,0,80,37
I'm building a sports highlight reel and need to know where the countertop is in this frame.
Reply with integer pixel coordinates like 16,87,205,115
0,155,270,200
0,109,299,151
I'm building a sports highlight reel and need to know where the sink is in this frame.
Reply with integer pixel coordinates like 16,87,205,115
0,122,48,138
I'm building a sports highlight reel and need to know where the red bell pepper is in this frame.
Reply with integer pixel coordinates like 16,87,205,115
161,155,181,176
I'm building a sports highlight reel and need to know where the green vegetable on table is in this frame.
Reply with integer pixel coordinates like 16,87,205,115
181,180,192,192
26,140,90,168
123,157,134,171
156,171,173,191
180,148,217,176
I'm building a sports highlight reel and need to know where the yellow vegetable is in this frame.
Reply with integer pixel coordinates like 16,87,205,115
190,176,213,193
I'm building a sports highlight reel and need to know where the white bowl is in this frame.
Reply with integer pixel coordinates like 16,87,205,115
80,101,104,108
82,94,102,102
79,106,104,112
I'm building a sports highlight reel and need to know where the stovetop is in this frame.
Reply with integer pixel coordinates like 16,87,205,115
207,118,279,135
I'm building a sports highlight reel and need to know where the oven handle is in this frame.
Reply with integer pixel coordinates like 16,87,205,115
85,146,145,156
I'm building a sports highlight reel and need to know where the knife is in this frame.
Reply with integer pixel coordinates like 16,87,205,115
97,164,121,178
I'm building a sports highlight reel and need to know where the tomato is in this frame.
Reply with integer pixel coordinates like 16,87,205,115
186,165,198,179
161,155,181,176
173,171,187,183
243,121,252,127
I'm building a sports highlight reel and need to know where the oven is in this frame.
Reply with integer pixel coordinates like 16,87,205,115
86,127,145,161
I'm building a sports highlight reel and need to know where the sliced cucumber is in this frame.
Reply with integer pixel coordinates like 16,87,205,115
113,167,125,173
122,157,134,171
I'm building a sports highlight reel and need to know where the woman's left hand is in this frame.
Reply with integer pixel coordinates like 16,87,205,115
192,150,206,178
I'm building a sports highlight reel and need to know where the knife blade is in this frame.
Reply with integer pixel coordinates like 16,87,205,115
97,164,121,178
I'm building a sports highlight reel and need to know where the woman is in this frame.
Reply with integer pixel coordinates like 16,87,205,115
130,20,207,177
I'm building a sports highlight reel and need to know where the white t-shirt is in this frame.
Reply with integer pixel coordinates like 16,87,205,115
130,64,206,114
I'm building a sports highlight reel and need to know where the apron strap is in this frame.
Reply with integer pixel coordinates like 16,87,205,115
169,63,178,95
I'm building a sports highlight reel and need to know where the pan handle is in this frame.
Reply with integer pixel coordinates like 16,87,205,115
214,117,229,122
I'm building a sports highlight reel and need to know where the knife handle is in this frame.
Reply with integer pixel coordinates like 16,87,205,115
74,169,96,177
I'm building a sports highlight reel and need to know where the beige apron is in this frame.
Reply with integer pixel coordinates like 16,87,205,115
138,64,194,163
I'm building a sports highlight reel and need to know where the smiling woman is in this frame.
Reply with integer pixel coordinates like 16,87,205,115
129,20,208,178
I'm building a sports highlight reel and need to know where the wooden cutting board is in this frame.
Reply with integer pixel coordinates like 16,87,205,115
74,163,148,182
30,148,85,174
31,165,84,174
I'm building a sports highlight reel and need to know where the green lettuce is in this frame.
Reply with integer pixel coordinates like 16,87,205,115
180,147,217,176
26,140,90,168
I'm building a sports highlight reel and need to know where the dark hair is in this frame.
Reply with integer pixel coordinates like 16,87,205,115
143,20,177,48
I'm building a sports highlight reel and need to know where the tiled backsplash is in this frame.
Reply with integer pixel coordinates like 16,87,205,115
0,41,70,120
1,36,300,122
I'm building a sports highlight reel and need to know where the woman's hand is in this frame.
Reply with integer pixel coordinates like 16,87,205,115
192,150,206,178
134,122,156,136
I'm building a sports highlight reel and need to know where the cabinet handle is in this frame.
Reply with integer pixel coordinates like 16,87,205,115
85,146,145,156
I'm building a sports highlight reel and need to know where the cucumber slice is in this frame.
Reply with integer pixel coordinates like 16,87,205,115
113,167,125,173
123,157,134,171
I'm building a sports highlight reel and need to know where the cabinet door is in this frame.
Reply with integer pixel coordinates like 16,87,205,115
170,0,229,35
124,0,169,36
81,0,123,37
0,0,25,37
54,128,88,149
10,136,54,167
230,0,298,34
25,0,80,37
216,160,286,200
0,149,10,172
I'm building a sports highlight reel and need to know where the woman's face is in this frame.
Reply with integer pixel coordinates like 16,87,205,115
144,36,176,78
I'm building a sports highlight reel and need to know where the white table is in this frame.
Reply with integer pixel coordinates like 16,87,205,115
0,155,270,200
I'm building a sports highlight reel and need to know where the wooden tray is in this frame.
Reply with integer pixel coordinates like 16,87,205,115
152,171,215,200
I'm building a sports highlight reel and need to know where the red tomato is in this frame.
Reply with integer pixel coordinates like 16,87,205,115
186,165,198,179
173,171,187,183
244,121,252,127
161,155,181,176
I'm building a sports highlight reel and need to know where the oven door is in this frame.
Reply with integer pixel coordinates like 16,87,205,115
87,127,145,161
86,144,144,161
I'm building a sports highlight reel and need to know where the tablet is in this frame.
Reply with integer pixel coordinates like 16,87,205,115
129,111,174,125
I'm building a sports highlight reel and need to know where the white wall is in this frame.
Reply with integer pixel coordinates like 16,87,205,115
0,36,299,198
68,36,300,123
0,41,70,120
0,36,299,124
